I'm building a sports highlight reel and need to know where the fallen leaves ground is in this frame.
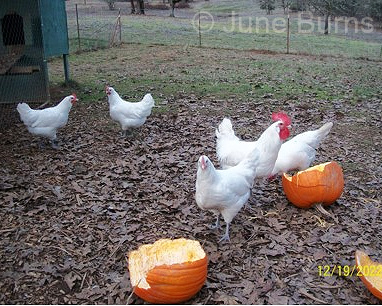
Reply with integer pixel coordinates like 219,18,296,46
0,45,381,304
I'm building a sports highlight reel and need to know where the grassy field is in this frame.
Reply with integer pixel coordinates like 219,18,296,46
66,0,382,60
49,43,381,108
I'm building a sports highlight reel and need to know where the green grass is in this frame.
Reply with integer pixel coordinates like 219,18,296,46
70,14,381,60
195,0,263,15
48,44,381,117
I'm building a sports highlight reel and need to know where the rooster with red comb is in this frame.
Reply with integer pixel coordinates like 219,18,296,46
215,112,291,178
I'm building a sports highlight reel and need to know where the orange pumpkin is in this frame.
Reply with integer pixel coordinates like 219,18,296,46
128,238,208,304
282,161,344,208
355,250,382,300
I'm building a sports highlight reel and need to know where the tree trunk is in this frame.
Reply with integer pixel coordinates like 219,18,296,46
170,0,175,17
107,0,115,10
136,0,144,14
324,13,329,34
130,0,135,14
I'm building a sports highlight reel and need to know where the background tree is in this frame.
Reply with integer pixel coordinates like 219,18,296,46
369,0,382,22
130,0,135,13
169,0,189,17
170,0,181,17
281,0,292,14
288,0,309,11
103,0,116,10
137,0,145,14
260,0,276,15
335,0,361,17
306,0,339,34
130,0,145,14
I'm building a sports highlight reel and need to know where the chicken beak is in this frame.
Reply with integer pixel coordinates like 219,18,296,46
71,93,78,105
200,156,207,170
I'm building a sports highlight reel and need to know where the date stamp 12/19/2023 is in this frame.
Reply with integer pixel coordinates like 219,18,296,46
318,265,382,277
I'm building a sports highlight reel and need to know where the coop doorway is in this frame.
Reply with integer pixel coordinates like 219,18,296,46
2,12,25,48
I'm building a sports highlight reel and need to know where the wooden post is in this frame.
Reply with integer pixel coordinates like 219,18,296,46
75,4,81,51
286,10,290,54
110,10,122,47
119,8,122,45
198,11,202,47
63,54,70,84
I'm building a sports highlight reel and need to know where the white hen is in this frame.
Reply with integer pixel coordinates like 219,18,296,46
16,94,77,148
195,148,260,242
216,113,291,178
270,122,333,176
106,86,155,137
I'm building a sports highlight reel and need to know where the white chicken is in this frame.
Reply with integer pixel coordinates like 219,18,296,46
16,94,77,148
195,148,260,242
270,122,333,176
106,86,155,137
215,113,291,178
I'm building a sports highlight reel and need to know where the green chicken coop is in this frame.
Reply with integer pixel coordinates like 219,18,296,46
0,0,70,104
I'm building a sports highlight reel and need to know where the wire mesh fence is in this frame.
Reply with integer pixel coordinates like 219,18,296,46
66,0,382,60
0,1,52,128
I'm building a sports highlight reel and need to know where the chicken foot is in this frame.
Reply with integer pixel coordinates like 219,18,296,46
38,138,59,149
121,129,134,138
38,139,47,149
210,215,221,230
218,223,231,243
50,139,60,149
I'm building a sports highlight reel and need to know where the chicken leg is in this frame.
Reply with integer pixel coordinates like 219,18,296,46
219,223,231,242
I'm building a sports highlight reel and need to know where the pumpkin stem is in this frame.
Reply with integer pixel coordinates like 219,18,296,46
315,203,331,217
127,278,142,305
314,203,338,223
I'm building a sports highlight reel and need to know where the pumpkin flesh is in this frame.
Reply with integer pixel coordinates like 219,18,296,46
128,238,207,304
282,161,344,208
355,250,382,300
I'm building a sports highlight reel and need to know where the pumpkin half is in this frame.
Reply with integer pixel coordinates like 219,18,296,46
355,250,382,300
282,161,344,208
128,238,208,304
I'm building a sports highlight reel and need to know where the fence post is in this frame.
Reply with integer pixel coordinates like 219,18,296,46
119,8,122,45
198,11,202,47
286,9,290,54
75,4,81,51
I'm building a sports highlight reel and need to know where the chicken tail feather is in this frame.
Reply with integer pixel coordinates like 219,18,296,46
216,118,235,139
16,103,33,123
142,93,155,108
317,122,333,140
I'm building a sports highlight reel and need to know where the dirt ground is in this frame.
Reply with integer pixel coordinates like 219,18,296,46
1,43,382,305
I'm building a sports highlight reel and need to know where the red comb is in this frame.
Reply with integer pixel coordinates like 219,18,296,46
72,93,77,100
272,112,291,126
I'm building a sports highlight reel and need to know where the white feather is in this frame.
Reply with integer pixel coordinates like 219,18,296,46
271,122,333,175
195,148,260,241
107,87,155,131
17,96,75,140
216,117,284,178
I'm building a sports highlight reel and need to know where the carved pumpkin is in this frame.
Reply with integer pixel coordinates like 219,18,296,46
355,250,382,300
128,238,208,304
282,161,344,208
